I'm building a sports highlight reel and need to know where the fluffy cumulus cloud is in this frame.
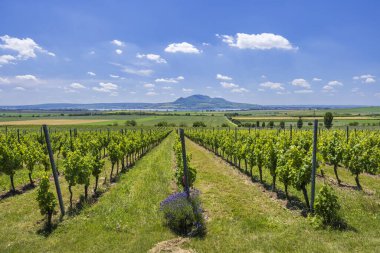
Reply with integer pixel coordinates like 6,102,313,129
87,71,96,76
322,80,343,93
217,33,296,50
115,49,123,55
70,82,86,89
111,39,124,47
313,77,322,82
260,81,284,90
0,54,16,65
291,78,311,89
93,82,118,95
0,35,55,62
220,82,239,88
216,74,232,81
155,76,184,83
353,74,376,84
136,53,167,63
165,42,200,54
15,74,38,81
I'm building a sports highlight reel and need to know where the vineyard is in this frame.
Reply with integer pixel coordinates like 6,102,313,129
0,125,379,252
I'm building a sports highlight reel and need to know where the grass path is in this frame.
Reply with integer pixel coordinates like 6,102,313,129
0,134,176,253
184,138,380,253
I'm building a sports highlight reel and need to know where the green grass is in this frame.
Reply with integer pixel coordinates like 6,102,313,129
182,139,380,252
1,132,379,252
0,134,176,252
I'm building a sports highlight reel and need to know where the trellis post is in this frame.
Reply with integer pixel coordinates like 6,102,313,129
179,129,190,198
43,125,65,217
310,119,318,212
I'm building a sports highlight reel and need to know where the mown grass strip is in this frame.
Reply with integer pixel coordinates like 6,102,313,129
0,133,176,253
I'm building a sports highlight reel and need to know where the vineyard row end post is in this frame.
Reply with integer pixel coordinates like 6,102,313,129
310,119,318,212
179,128,190,198
43,124,65,217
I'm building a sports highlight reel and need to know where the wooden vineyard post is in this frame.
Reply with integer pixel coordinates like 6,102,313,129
310,119,318,212
179,128,190,198
43,125,65,217
290,124,293,141
346,126,349,143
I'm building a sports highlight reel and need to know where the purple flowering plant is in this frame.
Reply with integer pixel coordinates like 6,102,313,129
160,189,206,236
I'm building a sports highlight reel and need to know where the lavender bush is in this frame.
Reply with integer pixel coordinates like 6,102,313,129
160,189,206,236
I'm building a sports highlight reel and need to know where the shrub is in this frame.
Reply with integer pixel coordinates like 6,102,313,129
193,121,206,127
125,120,137,126
312,184,342,227
160,190,205,236
36,175,57,228
155,121,168,127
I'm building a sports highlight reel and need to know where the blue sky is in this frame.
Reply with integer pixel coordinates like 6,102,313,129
0,0,380,105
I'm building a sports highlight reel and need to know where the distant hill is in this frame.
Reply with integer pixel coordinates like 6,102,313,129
0,94,363,111
0,95,261,111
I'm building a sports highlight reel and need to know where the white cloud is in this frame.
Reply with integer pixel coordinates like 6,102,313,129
146,91,157,96
261,75,267,79
87,71,96,76
14,86,25,91
322,85,335,93
217,33,296,50
155,76,184,83
353,74,376,84
122,67,153,76
294,89,313,94
109,74,119,78
136,53,167,63
365,77,376,83
0,35,55,60
111,39,124,47
162,86,172,90
182,88,193,93
15,74,38,82
327,80,343,86
216,74,232,81
93,82,118,93
231,87,249,93
0,54,16,65
143,83,155,88
220,82,239,88
313,77,322,82
165,42,200,54
0,77,10,84
291,78,311,89
70,82,86,89
260,81,284,90
115,49,123,55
